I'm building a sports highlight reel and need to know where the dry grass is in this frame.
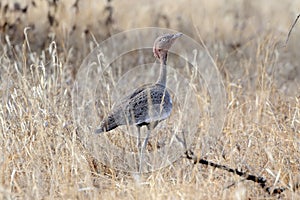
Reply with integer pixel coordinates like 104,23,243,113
0,0,299,199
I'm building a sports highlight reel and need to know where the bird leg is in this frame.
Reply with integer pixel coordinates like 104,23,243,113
141,121,158,148
141,127,151,152
138,122,159,172
137,126,141,148
139,126,151,173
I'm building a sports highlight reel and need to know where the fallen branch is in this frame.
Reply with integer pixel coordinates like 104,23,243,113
184,149,286,195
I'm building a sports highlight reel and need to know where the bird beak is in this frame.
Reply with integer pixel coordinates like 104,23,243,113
172,33,183,39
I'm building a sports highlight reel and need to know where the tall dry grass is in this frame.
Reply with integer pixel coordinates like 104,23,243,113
0,0,299,199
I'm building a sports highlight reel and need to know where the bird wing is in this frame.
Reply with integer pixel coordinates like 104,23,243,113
113,83,153,108
106,83,172,127
126,84,172,125
106,83,153,125
125,83,153,99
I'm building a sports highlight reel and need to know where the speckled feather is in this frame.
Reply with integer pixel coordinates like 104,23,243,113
95,83,172,133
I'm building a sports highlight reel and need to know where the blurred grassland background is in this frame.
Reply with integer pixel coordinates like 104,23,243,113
0,0,299,199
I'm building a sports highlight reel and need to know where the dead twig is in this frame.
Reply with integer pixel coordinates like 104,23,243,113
184,150,286,195
285,14,300,46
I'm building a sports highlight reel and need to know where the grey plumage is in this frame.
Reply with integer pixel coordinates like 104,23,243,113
95,83,172,133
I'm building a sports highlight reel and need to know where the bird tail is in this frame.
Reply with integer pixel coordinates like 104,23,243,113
94,126,105,134
94,115,119,134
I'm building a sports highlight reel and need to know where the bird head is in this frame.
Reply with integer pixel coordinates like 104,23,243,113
153,33,182,60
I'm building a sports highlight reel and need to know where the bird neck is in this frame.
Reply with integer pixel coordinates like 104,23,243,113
156,53,168,86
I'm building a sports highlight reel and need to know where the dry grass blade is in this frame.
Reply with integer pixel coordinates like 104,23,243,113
0,1,299,199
